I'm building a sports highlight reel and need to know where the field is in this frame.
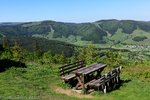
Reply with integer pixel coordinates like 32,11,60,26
0,62,150,100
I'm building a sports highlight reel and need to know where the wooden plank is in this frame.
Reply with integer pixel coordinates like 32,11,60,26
59,60,85,76
59,62,84,73
73,63,97,74
88,76,105,87
111,69,117,73
82,64,106,75
61,74,76,81
60,66,86,76
76,63,101,75
72,66,88,74
111,73,117,79
60,68,65,76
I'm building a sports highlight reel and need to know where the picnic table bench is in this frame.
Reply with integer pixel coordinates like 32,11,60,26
87,66,122,93
59,61,123,94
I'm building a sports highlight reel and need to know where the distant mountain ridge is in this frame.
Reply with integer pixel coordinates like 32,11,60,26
0,19,150,46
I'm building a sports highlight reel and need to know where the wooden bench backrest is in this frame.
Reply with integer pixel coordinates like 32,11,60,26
105,66,122,81
59,60,85,76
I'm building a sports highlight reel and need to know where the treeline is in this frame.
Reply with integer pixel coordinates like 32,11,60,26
97,20,150,34
132,36,148,42
0,42,123,67
1,37,149,69
0,37,75,57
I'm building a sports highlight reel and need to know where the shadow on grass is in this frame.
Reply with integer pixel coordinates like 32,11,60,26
0,59,26,72
118,79,131,88
107,79,131,93
0,45,4,51
90,79,131,94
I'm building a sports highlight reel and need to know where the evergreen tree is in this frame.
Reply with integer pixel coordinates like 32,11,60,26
103,50,122,68
32,40,42,60
2,37,10,49
76,45,99,65
53,53,66,64
11,39,24,61
0,49,13,60
42,50,53,64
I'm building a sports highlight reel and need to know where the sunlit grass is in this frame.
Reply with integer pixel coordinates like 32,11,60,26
0,63,150,100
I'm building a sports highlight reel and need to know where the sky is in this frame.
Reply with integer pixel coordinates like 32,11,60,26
0,0,150,23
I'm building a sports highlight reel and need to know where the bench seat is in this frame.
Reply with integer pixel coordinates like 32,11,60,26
61,74,76,81
88,76,105,88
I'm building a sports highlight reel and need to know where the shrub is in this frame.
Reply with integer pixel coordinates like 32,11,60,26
101,50,123,68
42,50,53,64
53,53,67,64
0,49,13,60
75,45,99,65
132,36,147,42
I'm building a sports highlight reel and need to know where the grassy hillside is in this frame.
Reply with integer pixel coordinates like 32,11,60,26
122,29,150,45
0,62,150,100
1,19,150,52
0,20,149,44
0,21,106,43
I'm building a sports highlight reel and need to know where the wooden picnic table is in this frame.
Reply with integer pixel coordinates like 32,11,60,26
72,63,106,93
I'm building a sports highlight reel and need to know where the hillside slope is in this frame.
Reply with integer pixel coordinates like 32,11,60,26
0,20,150,46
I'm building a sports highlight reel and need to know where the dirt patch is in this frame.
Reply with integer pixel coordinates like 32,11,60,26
55,87,94,99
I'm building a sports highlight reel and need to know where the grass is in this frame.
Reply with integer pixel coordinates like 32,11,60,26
0,62,150,100
91,66,150,100
0,64,56,99
108,28,128,42
0,63,86,100
123,29,150,45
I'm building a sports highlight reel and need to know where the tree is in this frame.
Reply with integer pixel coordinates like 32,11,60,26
42,50,53,64
32,40,42,60
128,51,144,64
102,50,122,68
53,53,67,64
2,37,10,49
11,39,24,61
75,45,99,65
0,49,13,60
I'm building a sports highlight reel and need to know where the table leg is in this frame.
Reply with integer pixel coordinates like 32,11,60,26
75,76,82,89
81,74,86,94
75,75,86,94
96,70,102,78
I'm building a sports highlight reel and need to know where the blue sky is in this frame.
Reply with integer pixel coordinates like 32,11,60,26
0,0,150,22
